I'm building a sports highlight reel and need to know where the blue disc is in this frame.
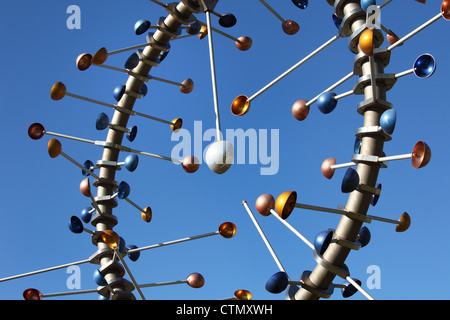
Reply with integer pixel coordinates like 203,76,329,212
82,160,94,177
341,278,362,298
314,229,333,255
218,13,237,28
380,109,396,135
68,216,83,234
371,183,382,206
317,91,337,114
81,206,93,223
139,83,148,97
127,244,141,262
134,19,151,35
124,154,139,172
96,112,109,131
126,126,138,142
93,269,107,286
358,226,371,248
119,237,126,253
413,54,436,79
341,168,360,193
124,52,140,70
187,22,201,35
113,85,126,102
332,13,342,30
265,271,289,294
354,137,362,154
118,181,130,199
360,0,376,11
292,0,308,9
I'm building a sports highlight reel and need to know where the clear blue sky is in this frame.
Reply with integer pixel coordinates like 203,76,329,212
0,0,449,300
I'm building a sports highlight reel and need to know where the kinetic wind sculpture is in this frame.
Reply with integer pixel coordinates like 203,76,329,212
2,0,447,301
3,0,258,301
235,0,447,300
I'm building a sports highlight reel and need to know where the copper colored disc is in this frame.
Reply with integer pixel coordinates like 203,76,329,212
101,230,120,249
231,95,250,116
255,193,275,216
76,53,92,71
234,289,252,300
141,207,152,223
79,177,91,197
171,118,183,132
187,273,204,288
23,288,42,300
442,0,450,20
180,78,194,94
292,99,310,121
218,222,237,239
47,138,62,158
182,155,200,173
50,82,67,101
235,36,252,51
321,157,336,179
386,30,403,46
28,123,45,140
198,26,208,39
396,212,411,232
282,20,300,35
92,47,108,65
411,141,431,169
275,191,297,220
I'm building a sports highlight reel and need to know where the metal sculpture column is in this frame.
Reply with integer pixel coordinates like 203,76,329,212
294,0,397,300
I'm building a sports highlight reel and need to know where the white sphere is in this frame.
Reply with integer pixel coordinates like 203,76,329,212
205,140,234,174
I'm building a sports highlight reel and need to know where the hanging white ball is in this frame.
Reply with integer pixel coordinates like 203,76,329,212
205,140,234,174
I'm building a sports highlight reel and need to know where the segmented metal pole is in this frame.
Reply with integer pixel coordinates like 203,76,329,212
92,0,210,300
294,0,388,300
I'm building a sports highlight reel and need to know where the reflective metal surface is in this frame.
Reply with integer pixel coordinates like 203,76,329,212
23,288,42,300
235,36,252,51
28,123,45,140
80,177,92,197
321,157,336,179
218,222,237,239
341,168,359,193
275,191,297,220
411,141,431,169
255,193,275,216
76,53,92,71
187,273,204,288
359,28,374,56
316,91,337,114
182,155,200,173
47,138,62,158
50,82,67,101
313,229,333,255
231,95,250,116
101,230,120,250
396,212,411,232
291,99,310,121
141,207,152,223
180,78,194,94
265,271,289,294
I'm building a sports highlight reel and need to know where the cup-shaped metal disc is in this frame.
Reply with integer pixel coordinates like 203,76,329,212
187,273,204,288
124,154,139,172
187,21,201,35
141,207,152,223
180,78,194,94
92,47,108,65
82,160,95,177
380,108,396,135
359,28,374,56
358,226,371,248
255,193,275,217
113,85,126,102
442,0,450,20
205,140,234,174
51,82,67,100
341,278,362,298
81,206,93,223
182,155,200,173
134,19,151,35
341,168,360,193
23,288,42,300
47,138,62,158
413,54,436,78
28,123,46,140
68,216,84,234
124,51,140,70
386,30,402,46
360,0,376,11
219,222,237,239
76,53,92,71
292,99,310,121
265,271,289,294
118,181,130,199
140,83,148,97
96,112,110,130
235,36,252,51
411,141,431,169
275,191,297,220
126,126,138,142
93,269,107,286
80,177,91,197
292,0,308,9
354,137,362,154
396,212,411,232
171,118,183,132
234,289,252,300
282,20,300,35
126,244,140,262
321,157,336,179
218,13,237,28
198,26,208,39
314,229,333,255
101,230,120,249
371,183,382,206
332,13,342,30
231,95,250,116
118,236,126,253
317,91,337,114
